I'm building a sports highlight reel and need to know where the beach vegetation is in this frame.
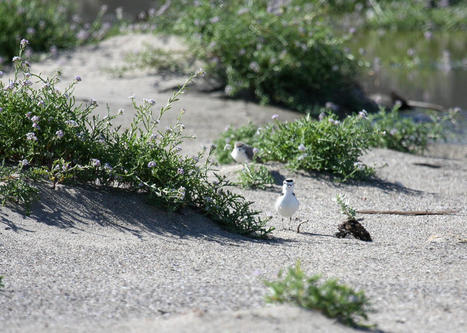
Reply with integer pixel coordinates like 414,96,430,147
265,261,374,328
0,0,111,65
0,41,272,237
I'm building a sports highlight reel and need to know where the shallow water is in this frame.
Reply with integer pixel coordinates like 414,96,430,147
348,30,467,143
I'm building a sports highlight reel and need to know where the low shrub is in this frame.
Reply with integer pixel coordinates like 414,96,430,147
0,0,110,65
367,107,454,154
265,261,374,328
153,0,363,113
214,107,453,179
215,112,375,180
0,41,272,237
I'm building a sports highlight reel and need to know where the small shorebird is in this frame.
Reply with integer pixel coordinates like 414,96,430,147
231,142,256,163
275,178,299,222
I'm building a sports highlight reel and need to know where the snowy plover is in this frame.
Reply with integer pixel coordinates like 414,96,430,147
231,142,257,163
275,178,299,222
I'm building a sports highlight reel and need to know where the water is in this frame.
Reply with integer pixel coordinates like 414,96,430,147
348,30,467,143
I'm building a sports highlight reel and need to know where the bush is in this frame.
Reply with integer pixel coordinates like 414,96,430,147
0,42,272,237
367,107,453,154
154,0,363,113
214,107,453,180
265,261,374,328
215,112,375,180
0,0,110,65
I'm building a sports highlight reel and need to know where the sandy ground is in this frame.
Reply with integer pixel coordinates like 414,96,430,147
1,34,466,333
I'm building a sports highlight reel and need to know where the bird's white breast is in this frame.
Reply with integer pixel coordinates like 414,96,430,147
231,148,249,163
275,193,299,217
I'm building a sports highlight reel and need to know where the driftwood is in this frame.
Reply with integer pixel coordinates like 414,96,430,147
390,91,445,112
356,209,458,216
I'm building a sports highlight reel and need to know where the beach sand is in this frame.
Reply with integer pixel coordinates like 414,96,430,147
1,34,466,333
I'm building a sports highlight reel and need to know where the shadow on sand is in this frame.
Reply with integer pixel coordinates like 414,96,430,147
0,183,293,246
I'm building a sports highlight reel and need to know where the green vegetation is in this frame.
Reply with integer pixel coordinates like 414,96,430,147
214,107,453,180
336,194,356,220
265,261,374,328
0,0,110,65
151,0,363,113
367,107,454,154
215,112,375,180
0,276,4,289
364,1,467,31
237,164,274,190
0,42,272,237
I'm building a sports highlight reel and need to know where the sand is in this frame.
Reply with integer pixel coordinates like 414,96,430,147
1,33,466,333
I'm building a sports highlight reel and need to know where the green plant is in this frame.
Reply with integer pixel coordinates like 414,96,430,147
265,261,374,328
237,164,274,190
153,0,364,112
368,106,453,154
0,0,110,65
336,194,356,219
0,41,272,237
0,276,4,289
215,112,375,180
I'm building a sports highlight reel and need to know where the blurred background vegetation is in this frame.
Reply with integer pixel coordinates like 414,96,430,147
0,0,466,137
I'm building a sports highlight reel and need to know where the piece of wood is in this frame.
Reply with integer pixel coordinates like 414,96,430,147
356,209,458,216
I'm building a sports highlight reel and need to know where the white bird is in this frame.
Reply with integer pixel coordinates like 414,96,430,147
275,178,299,222
231,142,256,163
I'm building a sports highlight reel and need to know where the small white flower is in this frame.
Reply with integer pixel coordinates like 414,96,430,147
104,163,113,171
143,98,156,105
56,130,64,139
150,133,157,141
75,75,82,82
20,39,29,47
65,120,78,127
252,147,259,154
298,144,306,152
358,109,368,119
26,132,37,141
147,161,157,168
12,56,21,62
390,128,398,136
224,144,232,151
177,168,184,175
91,159,101,167
272,114,279,120
21,159,29,166
209,16,219,23
31,115,40,123
249,61,260,72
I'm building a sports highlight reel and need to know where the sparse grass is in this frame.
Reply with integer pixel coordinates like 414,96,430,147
237,164,274,190
265,261,374,328
0,41,272,237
